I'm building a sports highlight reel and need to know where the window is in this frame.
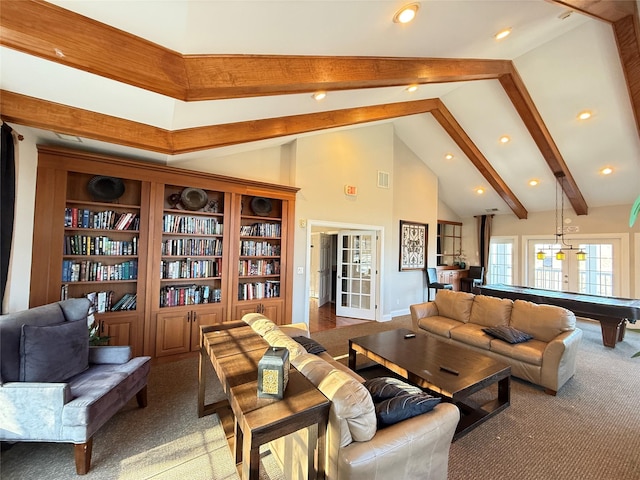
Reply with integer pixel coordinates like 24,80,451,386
578,244,613,296
488,239,514,285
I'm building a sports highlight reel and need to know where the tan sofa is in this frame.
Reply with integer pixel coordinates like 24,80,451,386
242,313,460,480
410,289,583,395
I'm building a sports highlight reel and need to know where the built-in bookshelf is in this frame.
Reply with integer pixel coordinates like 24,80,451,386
31,145,297,359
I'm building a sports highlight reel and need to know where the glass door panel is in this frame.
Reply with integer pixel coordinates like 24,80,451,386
336,230,376,320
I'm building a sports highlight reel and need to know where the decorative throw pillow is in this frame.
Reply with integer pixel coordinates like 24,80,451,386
20,320,89,382
363,376,422,402
482,325,533,344
291,336,327,354
375,393,441,427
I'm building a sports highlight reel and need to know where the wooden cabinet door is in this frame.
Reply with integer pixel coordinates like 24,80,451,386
233,300,283,324
98,312,143,355
155,310,192,357
190,306,226,352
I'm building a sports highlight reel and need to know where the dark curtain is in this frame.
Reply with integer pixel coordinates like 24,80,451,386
476,214,493,284
1,122,16,313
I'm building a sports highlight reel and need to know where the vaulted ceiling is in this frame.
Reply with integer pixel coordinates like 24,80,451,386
2,0,640,219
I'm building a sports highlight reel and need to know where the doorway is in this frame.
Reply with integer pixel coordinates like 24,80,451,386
306,220,384,332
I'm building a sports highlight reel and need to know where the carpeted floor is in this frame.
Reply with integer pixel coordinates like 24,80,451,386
1,316,639,479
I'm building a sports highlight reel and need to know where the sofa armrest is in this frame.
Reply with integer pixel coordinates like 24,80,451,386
540,328,583,393
0,382,72,440
409,301,439,329
89,346,132,365
336,402,459,480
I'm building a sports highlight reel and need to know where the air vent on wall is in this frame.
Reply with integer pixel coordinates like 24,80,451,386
377,171,390,189
485,208,499,213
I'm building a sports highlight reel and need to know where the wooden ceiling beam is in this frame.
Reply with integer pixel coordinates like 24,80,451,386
548,1,636,22
499,68,588,216
431,100,528,220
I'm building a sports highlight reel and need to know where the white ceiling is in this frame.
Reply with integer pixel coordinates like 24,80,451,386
3,0,640,218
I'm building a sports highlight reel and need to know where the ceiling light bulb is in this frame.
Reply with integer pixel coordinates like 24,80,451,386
529,179,539,186
495,28,511,40
312,91,326,101
536,250,546,260
578,111,592,120
500,136,510,144
555,250,566,261
476,188,485,195
601,167,613,175
393,3,419,24
406,84,418,92
445,153,454,160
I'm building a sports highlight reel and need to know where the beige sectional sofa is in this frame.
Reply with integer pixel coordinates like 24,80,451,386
410,289,583,395
242,313,460,480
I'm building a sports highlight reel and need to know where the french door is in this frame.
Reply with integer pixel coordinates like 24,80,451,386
528,238,621,296
336,230,377,320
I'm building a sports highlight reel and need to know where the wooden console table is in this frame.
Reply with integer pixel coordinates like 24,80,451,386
198,323,330,480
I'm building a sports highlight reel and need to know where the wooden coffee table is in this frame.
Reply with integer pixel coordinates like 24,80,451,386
348,328,511,440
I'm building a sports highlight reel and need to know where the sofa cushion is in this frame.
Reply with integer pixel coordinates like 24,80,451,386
482,325,533,344
434,289,475,323
363,376,422,401
20,320,89,382
450,323,493,349
510,300,576,342
489,338,546,366
243,313,279,336
293,353,376,447
469,295,513,328
291,336,327,354
375,393,441,427
415,316,463,338
263,329,307,360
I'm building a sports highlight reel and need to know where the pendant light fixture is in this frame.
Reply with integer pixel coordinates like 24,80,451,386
538,173,586,262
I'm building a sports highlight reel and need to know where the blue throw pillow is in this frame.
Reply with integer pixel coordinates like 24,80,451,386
291,336,327,355
20,320,89,382
375,393,441,427
363,376,422,402
482,325,533,344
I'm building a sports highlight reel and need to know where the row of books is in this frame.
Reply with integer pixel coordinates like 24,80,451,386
238,259,280,276
160,258,221,279
65,208,139,231
163,214,223,235
239,240,281,257
159,284,222,307
64,235,138,256
161,237,222,257
62,260,138,282
59,287,136,312
239,222,281,238
238,280,280,300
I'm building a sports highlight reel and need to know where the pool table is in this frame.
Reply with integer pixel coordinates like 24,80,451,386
477,284,640,348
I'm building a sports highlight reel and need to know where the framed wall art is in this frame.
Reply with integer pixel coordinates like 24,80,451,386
399,220,427,271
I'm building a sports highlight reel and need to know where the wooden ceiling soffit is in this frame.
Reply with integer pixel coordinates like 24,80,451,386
499,68,588,216
171,99,441,152
430,99,528,220
0,91,173,154
1,1,511,101
548,1,636,23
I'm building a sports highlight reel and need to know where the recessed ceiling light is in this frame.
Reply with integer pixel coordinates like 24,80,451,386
445,153,454,160
406,84,418,93
600,167,613,175
578,111,592,120
393,3,419,24
312,91,326,101
529,179,539,186
495,28,511,40
476,188,485,195
499,135,510,144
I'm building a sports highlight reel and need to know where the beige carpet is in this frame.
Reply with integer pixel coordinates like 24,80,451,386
2,317,639,479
